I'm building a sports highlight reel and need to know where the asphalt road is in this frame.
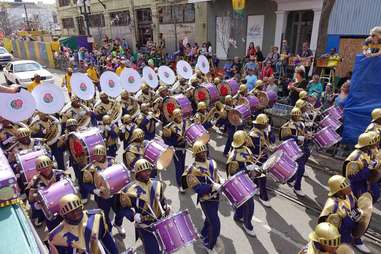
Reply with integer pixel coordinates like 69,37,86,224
1,69,381,254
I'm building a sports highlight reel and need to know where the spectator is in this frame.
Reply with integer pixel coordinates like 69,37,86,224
264,46,280,70
244,55,257,74
335,81,350,108
363,26,381,57
158,33,166,57
321,83,336,109
246,42,256,58
245,68,258,91
255,46,264,62
232,56,242,72
288,69,308,106
27,74,41,92
307,74,323,100
266,76,278,95
261,62,274,79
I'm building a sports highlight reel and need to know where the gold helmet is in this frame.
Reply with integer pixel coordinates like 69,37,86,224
122,114,131,124
66,118,78,127
157,85,167,94
172,108,182,119
214,77,221,85
36,155,53,171
239,84,247,93
190,77,198,84
328,175,350,197
355,132,379,149
291,107,302,117
232,130,248,148
102,114,112,125
141,103,150,112
255,80,264,87
134,158,152,173
197,101,207,111
16,127,31,138
224,95,233,104
367,130,380,144
253,113,269,125
100,92,108,99
131,128,145,142
299,91,308,100
71,96,80,102
142,83,149,90
371,108,381,122
192,141,208,156
121,90,129,98
295,99,306,109
92,144,107,156
309,222,341,248
59,194,83,216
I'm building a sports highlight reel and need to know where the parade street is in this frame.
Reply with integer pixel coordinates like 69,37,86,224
1,70,380,254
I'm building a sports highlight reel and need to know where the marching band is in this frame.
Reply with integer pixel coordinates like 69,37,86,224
0,53,379,254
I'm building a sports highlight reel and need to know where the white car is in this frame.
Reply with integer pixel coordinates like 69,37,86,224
3,60,54,87
0,47,13,67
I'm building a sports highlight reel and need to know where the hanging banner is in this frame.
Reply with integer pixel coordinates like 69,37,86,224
246,15,264,51
216,16,231,60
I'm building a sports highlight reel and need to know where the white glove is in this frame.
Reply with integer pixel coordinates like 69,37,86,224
212,183,221,192
106,126,111,131
42,129,47,134
93,189,101,196
219,178,226,185
120,126,126,132
297,136,305,142
134,213,142,223
349,208,363,222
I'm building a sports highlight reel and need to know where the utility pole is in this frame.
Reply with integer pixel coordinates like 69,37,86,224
23,3,30,31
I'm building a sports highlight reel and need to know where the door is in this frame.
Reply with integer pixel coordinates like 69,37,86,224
337,37,365,77
285,10,313,54
76,16,86,35
136,8,153,46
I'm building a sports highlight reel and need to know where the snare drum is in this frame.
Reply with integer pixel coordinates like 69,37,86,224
227,104,251,126
94,164,131,198
324,106,344,119
218,79,239,97
222,171,257,208
144,139,174,170
256,91,277,108
68,128,104,166
194,83,220,106
314,126,342,149
163,94,193,121
238,95,260,113
16,149,47,183
38,178,77,220
263,150,298,184
319,115,342,131
153,210,199,254
185,123,210,145
276,139,303,161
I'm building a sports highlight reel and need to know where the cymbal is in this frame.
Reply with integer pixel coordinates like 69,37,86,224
336,244,355,254
353,192,373,238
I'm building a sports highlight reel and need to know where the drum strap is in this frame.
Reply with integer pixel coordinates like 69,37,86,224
85,214,96,252
209,160,215,179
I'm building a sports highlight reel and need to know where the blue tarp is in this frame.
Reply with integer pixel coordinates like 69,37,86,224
342,55,381,144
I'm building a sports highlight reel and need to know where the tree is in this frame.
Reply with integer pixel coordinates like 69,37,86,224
316,0,336,57
0,7,12,35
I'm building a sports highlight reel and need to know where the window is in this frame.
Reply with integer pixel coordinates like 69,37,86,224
136,8,152,23
58,0,70,7
62,18,75,29
110,10,131,26
158,3,195,24
52,14,58,24
89,14,105,27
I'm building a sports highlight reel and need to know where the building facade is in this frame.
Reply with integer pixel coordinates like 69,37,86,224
56,0,208,52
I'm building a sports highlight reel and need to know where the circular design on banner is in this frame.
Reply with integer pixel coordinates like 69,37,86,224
100,71,122,98
183,66,188,72
148,74,153,80
197,91,206,101
158,66,176,85
164,72,169,78
42,93,54,103
80,82,87,91
108,80,115,88
128,76,135,83
10,99,23,110
142,66,159,88
71,73,95,100
120,68,142,93
176,60,193,80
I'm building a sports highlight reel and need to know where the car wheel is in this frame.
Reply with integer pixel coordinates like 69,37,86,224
15,79,20,85
4,75,12,85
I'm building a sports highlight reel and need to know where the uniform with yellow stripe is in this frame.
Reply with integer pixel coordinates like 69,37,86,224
123,128,145,170
100,115,119,157
118,114,137,149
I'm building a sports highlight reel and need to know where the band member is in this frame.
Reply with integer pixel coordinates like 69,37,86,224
280,107,309,196
183,141,221,252
94,92,115,122
163,109,186,191
115,60,126,75
57,118,78,172
81,144,115,229
100,115,119,157
366,108,381,136
61,67,73,98
136,103,157,140
343,132,379,200
226,130,256,236
319,175,370,253
0,119,21,151
61,96,93,128
119,114,136,150
137,83,155,105
194,102,214,130
223,95,238,157
234,84,248,102
120,90,139,116
248,113,275,207
118,159,170,254
27,155,65,229
10,127,49,158
363,26,381,57
298,222,343,254
86,62,100,91
123,128,145,170
48,194,118,254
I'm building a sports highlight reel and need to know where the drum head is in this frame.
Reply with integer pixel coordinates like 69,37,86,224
162,97,179,121
68,134,88,165
94,172,111,198
263,150,283,171
194,86,210,105
218,82,229,96
228,109,243,126
157,148,174,170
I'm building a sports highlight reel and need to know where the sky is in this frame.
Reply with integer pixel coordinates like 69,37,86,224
0,0,56,4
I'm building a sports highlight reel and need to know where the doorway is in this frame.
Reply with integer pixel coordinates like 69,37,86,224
136,8,153,47
285,10,313,54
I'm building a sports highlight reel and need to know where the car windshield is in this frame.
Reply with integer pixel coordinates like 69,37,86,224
0,48,8,54
14,62,42,72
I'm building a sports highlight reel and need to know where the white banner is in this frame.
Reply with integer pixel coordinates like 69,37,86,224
216,16,231,60
246,15,264,51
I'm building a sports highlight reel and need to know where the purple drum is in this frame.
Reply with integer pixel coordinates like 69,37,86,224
185,123,210,145
257,90,278,108
68,128,104,166
194,83,220,106
222,171,257,208
263,150,298,184
163,94,193,121
94,164,131,198
276,139,303,161
324,106,344,119
144,139,174,170
314,126,342,149
38,178,77,220
238,95,260,113
16,149,47,183
218,79,239,97
153,210,199,253
228,104,251,126
320,115,342,131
